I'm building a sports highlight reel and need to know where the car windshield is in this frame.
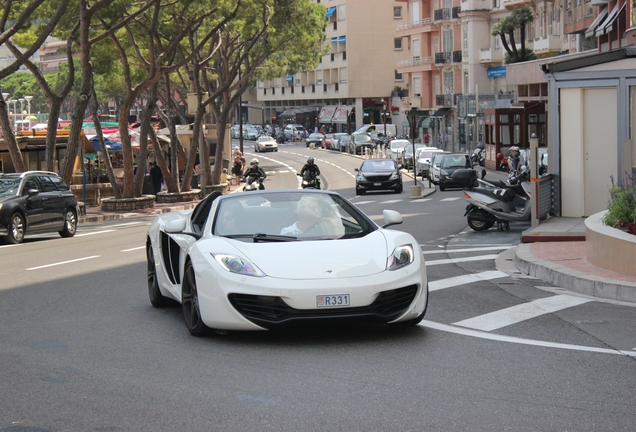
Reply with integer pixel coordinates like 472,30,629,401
339,136,351,143
403,145,425,156
309,133,324,139
213,192,376,241
0,177,21,197
418,151,434,159
441,155,469,168
390,141,408,151
361,160,396,171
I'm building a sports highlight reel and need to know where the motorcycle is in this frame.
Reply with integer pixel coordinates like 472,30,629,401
297,171,321,189
470,147,485,167
455,167,531,231
243,175,265,192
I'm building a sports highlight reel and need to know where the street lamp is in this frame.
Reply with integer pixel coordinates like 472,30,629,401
24,95,33,130
406,106,421,197
18,98,24,132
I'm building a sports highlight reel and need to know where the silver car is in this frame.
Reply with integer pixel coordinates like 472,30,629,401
254,135,278,152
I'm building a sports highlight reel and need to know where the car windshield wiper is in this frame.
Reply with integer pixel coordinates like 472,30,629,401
252,233,298,242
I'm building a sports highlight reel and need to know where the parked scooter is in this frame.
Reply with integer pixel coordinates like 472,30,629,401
455,167,531,231
471,147,485,167
297,171,321,189
243,175,265,192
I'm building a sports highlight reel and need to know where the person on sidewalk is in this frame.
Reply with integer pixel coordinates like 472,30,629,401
149,162,163,195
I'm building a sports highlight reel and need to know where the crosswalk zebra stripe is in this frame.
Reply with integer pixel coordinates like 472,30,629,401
411,198,432,203
421,245,513,255
429,270,508,291
426,254,499,266
381,199,402,204
440,197,461,201
452,295,594,332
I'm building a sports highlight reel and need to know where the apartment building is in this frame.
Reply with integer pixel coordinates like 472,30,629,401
256,0,408,133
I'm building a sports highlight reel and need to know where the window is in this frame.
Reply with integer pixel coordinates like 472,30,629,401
411,1,419,24
324,84,328,92
395,70,403,81
302,86,305,93
394,6,402,18
282,87,285,94
272,88,275,95
264,88,267,95
331,53,335,61
443,71,454,95
394,38,403,50
442,29,452,53
333,21,337,31
37,176,57,192
338,5,346,20
291,86,294,94
412,39,421,60
312,84,315,93
342,51,346,60
413,77,421,97
335,83,339,92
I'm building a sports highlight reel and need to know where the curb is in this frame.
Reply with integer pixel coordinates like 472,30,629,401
514,243,636,304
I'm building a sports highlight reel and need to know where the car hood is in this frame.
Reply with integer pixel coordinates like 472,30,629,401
219,231,389,279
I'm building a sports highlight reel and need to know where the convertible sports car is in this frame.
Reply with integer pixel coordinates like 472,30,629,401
146,189,428,335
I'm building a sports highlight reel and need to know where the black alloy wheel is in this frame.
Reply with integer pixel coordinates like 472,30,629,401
7,213,25,244
59,209,78,238
182,261,210,336
147,243,169,307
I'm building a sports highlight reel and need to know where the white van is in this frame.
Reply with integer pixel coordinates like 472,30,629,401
355,123,396,137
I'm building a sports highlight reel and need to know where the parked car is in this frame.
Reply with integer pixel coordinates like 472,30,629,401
400,144,427,170
351,133,375,155
254,135,278,152
284,124,305,140
437,153,473,191
331,133,351,151
430,152,447,185
323,133,335,149
0,171,79,244
336,134,352,152
245,128,259,140
354,158,403,194
146,189,428,335
415,148,444,179
306,133,326,148
389,139,410,161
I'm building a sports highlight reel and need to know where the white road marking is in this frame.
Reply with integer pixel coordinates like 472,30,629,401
453,295,594,332
27,255,101,271
0,244,19,249
122,246,145,252
421,245,513,255
426,254,499,266
109,222,143,227
411,198,432,203
429,270,508,291
440,197,461,201
75,230,116,237
381,199,402,204
353,200,374,205
420,320,636,357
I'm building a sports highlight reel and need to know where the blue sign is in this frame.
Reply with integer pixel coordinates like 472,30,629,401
487,66,506,78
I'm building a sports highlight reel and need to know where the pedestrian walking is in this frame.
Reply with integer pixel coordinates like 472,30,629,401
149,162,163,195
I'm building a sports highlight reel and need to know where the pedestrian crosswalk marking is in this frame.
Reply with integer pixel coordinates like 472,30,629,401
452,295,594,332
440,197,461,201
381,199,402,204
426,254,499,266
411,198,432,203
429,270,508,291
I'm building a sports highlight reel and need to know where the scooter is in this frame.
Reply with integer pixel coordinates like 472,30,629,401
471,147,485,167
297,171,321,189
458,167,531,231
243,175,265,192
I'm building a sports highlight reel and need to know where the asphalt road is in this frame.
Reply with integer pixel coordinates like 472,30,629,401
1,140,635,431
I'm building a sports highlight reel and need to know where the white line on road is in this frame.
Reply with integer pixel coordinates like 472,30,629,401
381,199,402,204
453,295,594,331
440,197,461,201
353,200,374,205
426,254,499,266
121,246,145,252
420,320,636,357
26,255,101,271
109,222,144,227
421,245,513,255
0,244,19,249
429,270,508,291
411,198,432,203
75,230,116,237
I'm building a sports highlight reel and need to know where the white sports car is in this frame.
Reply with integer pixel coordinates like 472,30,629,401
146,189,428,336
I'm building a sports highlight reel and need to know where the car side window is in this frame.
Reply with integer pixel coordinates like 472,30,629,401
37,176,58,192
23,178,39,195
49,175,70,191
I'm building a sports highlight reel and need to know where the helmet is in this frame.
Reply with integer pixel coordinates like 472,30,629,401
510,146,519,152
307,156,314,164
250,158,259,166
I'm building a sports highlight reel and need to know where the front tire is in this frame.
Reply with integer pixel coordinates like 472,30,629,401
7,213,25,244
182,261,210,336
439,184,446,191
147,242,169,307
59,209,77,238
356,187,365,195
467,211,495,231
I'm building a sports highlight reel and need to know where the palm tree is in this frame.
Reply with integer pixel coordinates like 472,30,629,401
512,7,535,61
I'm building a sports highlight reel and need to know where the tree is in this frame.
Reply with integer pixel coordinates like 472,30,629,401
491,8,536,64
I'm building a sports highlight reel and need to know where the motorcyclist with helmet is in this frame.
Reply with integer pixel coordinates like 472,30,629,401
299,156,321,189
243,158,266,190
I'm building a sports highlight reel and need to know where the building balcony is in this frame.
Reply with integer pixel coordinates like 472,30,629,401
503,0,533,9
434,52,452,64
460,0,492,13
397,57,436,74
532,35,562,54
396,18,436,37
452,50,462,63
479,47,504,64
435,93,458,107
433,8,451,22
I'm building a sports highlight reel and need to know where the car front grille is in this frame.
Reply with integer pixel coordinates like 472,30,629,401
228,285,418,328
364,174,392,182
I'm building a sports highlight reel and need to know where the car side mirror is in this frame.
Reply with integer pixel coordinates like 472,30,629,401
27,188,39,197
165,217,187,233
381,209,403,228
354,168,359,172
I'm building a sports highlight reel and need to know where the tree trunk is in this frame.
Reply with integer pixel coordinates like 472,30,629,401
211,112,229,185
45,102,62,172
0,99,26,172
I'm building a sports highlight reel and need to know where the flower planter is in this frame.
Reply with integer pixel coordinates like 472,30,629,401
155,189,201,204
586,211,636,276
101,195,155,211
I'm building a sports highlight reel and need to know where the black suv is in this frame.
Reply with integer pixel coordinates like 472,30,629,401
0,171,79,244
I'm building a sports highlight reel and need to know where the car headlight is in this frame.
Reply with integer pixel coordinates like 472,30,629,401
0,203,2,211
386,245,415,271
212,253,266,277
440,169,449,176
357,173,366,181
389,172,399,180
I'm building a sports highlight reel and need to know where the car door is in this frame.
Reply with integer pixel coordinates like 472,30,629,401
49,175,75,227
21,176,48,230
36,175,64,227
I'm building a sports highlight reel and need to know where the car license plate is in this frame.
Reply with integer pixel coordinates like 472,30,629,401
316,294,350,308
374,182,381,186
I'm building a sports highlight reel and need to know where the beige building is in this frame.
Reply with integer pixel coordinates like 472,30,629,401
256,0,409,133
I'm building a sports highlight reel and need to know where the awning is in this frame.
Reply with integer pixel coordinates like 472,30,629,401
338,36,346,44
331,37,338,44
318,106,337,123
286,74,293,83
331,105,354,123
604,3,625,34
326,6,336,17
90,136,122,151
596,3,624,36
430,108,451,118
417,116,432,129
585,6,609,38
